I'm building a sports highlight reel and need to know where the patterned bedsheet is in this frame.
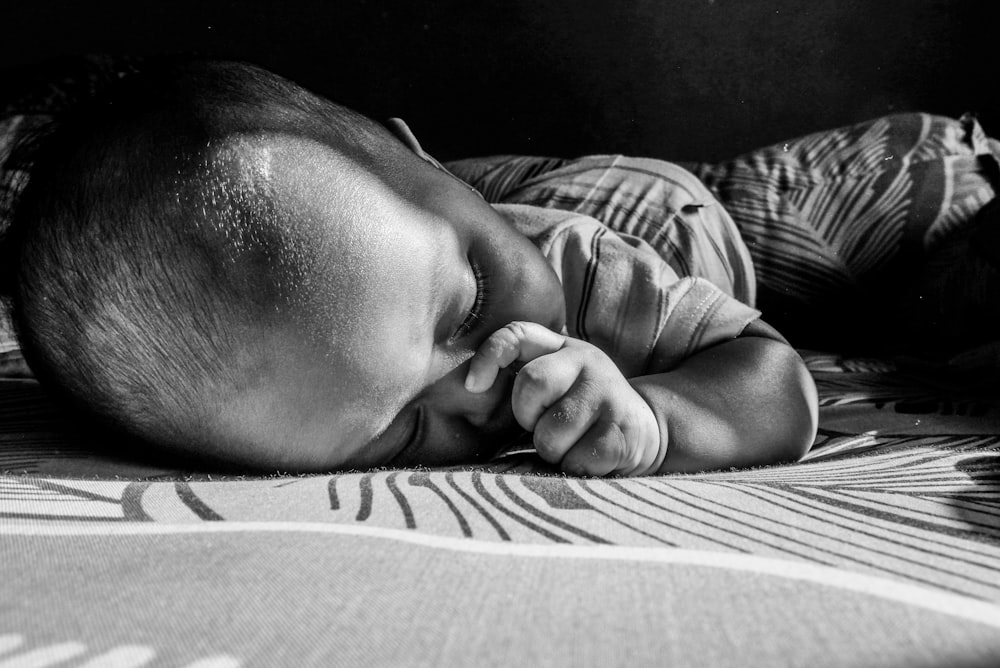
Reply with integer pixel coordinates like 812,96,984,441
2,351,998,667
2,57,999,667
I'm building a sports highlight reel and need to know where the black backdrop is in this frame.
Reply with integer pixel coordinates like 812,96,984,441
2,0,995,162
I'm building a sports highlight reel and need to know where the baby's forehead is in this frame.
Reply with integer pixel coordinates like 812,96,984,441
210,132,372,200
200,129,433,309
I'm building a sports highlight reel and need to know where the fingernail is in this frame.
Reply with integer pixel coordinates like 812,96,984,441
464,372,480,393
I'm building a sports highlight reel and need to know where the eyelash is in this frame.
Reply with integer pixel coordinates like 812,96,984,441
454,258,492,340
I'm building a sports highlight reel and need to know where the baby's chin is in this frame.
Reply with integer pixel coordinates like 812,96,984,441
469,369,534,462
478,391,525,455
444,425,529,467
392,429,522,468
463,433,526,465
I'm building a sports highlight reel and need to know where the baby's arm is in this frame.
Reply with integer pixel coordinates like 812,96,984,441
630,319,818,473
466,321,817,475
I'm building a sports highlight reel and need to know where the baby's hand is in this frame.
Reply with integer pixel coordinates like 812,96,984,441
466,321,663,476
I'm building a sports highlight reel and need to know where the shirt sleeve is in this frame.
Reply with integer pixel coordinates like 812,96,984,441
647,275,765,373
485,154,758,307
497,203,774,376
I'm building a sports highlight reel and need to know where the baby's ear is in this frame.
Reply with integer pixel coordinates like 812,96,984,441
384,117,448,171
384,117,483,200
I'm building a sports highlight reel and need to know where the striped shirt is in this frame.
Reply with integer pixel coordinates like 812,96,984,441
458,155,771,375
455,155,757,306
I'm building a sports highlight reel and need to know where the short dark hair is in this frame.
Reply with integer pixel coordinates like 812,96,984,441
1,59,403,456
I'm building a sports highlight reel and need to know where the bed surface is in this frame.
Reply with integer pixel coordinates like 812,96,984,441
2,351,999,667
2,54,1000,668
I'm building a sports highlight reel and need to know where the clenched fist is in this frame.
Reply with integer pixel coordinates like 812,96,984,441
465,321,664,476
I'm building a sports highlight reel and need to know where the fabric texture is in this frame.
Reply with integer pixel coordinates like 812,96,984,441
448,113,1000,356
0,56,140,377
450,154,757,306
0,115,34,370
2,98,1000,665
691,112,999,299
2,352,999,666
693,112,1000,354
499,203,766,375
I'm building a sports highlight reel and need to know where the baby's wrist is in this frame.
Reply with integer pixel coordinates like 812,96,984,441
629,380,669,476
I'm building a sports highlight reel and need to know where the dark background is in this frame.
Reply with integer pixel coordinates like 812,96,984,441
2,0,995,162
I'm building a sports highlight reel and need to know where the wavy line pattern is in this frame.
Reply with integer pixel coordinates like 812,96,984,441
0,632,240,668
2,351,999,612
2,437,996,602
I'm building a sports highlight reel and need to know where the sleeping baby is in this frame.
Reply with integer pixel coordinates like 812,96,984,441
1,60,991,475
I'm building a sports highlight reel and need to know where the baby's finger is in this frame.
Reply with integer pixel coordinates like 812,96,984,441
511,352,580,432
465,321,566,393
559,420,628,477
532,394,599,464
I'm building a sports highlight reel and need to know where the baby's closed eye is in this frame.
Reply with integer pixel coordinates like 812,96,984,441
451,257,493,342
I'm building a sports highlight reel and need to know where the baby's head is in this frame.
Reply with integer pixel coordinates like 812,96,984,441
3,60,565,471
